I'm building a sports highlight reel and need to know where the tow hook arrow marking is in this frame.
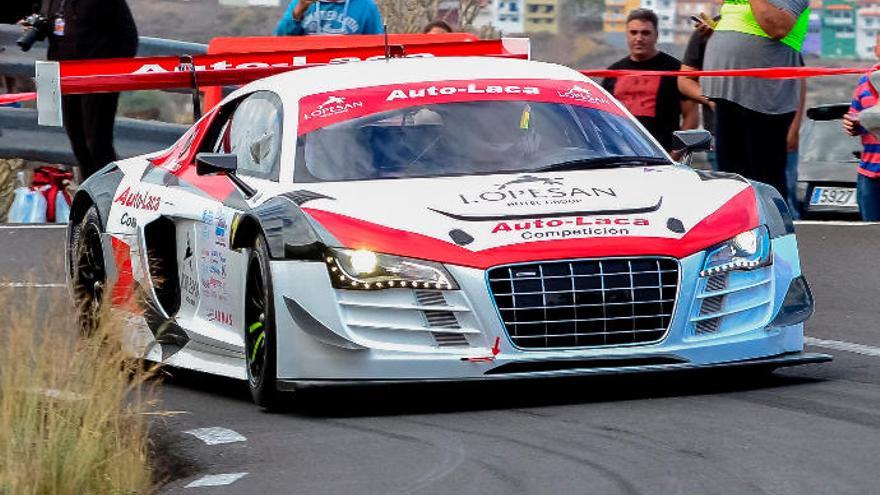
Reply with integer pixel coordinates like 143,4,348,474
462,337,501,363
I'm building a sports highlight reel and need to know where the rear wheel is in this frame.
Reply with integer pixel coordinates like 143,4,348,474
244,235,281,409
71,206,106,334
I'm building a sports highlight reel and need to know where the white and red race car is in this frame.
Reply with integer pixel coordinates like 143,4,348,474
55,38,828,408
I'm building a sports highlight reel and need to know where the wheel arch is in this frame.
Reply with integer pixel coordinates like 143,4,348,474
229,194,330,260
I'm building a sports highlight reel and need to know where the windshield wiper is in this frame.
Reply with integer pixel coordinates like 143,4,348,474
535,156,673,172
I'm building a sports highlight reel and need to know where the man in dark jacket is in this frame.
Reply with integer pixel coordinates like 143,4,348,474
37,0,138,180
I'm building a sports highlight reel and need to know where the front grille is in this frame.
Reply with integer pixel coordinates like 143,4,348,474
488,258,679,349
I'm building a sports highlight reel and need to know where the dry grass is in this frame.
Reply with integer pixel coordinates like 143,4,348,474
0,289,155,495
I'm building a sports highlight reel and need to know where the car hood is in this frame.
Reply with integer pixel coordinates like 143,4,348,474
288,166,759,269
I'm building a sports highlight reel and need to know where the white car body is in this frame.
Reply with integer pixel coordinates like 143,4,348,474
67,56,828,391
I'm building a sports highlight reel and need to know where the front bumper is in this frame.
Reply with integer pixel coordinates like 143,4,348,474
278,351,832,390
271,234,821,382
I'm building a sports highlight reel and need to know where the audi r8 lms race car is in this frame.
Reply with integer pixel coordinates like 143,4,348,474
62,42,829,408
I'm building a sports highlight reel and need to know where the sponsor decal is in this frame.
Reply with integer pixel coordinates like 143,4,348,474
119,212,137,229
491,216,650,240
181,276,199,306
199,248,228,302
458,175,616,208
302,95,364,121
206,309,234,327
520,226,631,240
113,186,161,211
132,53,436,75
491,216,650,233
556,84,612,106
298,79,625,136
214,214,228,248
496,175,563,190
200,209,215,241
386,83,540,102
181,232,199,306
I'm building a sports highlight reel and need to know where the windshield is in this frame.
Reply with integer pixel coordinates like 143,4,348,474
294,82,667,182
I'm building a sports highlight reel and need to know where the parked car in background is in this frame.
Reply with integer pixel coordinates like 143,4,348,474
796,104,862,218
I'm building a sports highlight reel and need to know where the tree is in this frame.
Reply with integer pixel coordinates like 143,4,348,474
374,0,487,34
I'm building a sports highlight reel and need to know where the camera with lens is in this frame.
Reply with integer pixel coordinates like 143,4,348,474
17,14,52,52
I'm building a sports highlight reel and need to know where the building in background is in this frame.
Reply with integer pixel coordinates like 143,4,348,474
524,0,559,33
821,0,856,59
673,0,721,44
804,0,823,56
494,0,525,33
856,5,880,59
641,0,676,44
603,0,642,48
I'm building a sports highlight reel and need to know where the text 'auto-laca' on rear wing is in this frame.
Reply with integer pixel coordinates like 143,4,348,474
35,35,531,127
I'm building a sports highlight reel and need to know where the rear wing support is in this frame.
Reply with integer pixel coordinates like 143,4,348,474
35,61,62,127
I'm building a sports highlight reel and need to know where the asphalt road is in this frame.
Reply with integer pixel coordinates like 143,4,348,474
1,222,879,495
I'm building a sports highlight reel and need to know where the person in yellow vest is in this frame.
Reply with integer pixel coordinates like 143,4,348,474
702,0,809,203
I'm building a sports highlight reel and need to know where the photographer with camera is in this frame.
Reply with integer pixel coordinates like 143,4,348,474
18,0,138,181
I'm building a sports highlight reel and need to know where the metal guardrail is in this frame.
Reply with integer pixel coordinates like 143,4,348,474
1,27,203,164
0,107,187,164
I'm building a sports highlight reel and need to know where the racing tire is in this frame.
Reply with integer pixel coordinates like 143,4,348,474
70,205,106,335
244,235,282,410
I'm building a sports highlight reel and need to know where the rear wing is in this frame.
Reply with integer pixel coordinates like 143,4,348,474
35,35,531,126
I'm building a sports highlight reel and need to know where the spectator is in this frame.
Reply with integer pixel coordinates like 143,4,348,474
423,20,453,34
275,0,384,36
703,0,809,201
678,13,719,168
843,33,880,221
679,12,804,216
602,9,698,152
22,0,138,181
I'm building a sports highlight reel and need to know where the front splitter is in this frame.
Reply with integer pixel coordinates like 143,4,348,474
277,351,832,391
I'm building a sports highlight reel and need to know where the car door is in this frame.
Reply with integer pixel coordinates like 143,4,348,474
134,91,283,360
177,91,284,356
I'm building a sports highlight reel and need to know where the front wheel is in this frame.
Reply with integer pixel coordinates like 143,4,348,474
71,205,106,334
244,235,282,409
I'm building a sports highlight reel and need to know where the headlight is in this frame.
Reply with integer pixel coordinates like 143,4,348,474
324,248,458,290
700,226,771,277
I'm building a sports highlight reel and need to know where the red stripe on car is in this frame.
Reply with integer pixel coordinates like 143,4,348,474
303,187,759,269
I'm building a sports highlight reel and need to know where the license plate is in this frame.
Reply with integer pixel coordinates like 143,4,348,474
810,187,858,207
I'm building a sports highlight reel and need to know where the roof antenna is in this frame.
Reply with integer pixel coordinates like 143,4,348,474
383,24,390,61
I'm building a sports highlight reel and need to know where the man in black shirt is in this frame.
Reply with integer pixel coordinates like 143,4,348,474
601,9,697,152
30,0,138,180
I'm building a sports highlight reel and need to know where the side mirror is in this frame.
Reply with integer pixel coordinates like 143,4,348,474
672,130,712,166
196,153,238,176
806,104,849,121
195,152,256,198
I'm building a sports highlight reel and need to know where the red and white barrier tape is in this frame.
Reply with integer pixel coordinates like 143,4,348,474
0,92,36,104
2,64,875,104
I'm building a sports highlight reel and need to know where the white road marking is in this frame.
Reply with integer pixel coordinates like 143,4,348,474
0,224,67,229
0,282,65,288
185,473,248,488
184,427,247,445
805,337,880,358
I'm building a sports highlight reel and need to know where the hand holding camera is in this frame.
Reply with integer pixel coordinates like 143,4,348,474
17,13,52,52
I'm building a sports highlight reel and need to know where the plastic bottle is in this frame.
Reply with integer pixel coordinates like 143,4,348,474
6,171,31,223
54,190,70,223
26,186,48,223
